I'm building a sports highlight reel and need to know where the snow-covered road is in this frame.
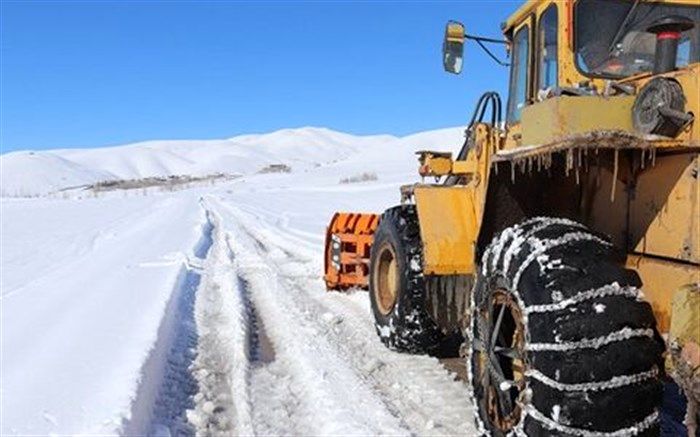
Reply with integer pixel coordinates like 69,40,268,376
189,197,477,436
1,189,476,436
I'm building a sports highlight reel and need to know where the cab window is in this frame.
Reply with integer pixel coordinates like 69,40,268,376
538,5,558,90
575,0,699,78
507,24,530,123
678,36,691,67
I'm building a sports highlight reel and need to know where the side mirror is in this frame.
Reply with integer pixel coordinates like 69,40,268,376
443,21,465,74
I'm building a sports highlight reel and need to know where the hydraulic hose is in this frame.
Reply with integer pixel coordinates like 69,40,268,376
444,92,502,185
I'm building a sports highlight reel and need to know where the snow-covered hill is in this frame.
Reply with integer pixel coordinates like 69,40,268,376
0,151,117,197
1,127,464,197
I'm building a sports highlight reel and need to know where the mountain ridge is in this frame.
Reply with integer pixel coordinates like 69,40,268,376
1,126,464,197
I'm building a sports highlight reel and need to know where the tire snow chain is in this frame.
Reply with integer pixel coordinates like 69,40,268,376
523,407,658,437
511,232,611,295
525,367,659,392
472,218,657,437
526,327,655,352
490,217,588,277
523,284,642,314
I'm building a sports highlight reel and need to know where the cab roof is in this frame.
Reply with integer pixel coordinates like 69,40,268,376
502,0,541,36
502,0,699,36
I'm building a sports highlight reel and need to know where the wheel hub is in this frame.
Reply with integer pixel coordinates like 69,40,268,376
374,243,399,316
474,290,527,432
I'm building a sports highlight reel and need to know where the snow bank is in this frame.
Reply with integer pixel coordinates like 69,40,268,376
1,194,205,435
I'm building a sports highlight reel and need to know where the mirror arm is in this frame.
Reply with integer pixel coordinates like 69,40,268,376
464,34,508,45
469,37,510,67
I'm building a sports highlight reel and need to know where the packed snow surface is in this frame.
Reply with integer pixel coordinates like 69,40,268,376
1,126,477,435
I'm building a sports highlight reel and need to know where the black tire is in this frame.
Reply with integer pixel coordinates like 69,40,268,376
469,217,665,436
369,205,444,354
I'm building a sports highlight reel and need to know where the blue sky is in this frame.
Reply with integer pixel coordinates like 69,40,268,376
1,1,517,152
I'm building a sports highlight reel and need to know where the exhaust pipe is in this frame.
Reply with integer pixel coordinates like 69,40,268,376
647,16,695,74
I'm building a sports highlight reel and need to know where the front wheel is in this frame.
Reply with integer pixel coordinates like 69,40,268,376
369,205,444,354
470,217,665,436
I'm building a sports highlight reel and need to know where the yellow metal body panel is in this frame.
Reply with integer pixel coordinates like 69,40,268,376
626,255,700,333
666,284,700,385
423,155,453,176
413,123,497,275
503,1,596,92
669,284,700,353
452,160,477,175
414,186,478,274
630,154,700,263
417,151,455,177
503,71,698,151
503,0,539,33
521,95,635,146
501,65,699,155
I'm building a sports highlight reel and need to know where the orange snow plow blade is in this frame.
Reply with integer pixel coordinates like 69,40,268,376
324,212,380,290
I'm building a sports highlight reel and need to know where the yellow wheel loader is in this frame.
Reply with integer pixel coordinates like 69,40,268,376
324,0,699,435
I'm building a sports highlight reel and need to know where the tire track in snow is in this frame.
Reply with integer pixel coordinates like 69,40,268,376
220,200,472,383
212,197,477,436
228,232,411,436
186,208,255,436
123,208,213,436
234,276,307,436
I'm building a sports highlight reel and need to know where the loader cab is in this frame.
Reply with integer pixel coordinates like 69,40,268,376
503,3,559,124
445,0,700,143
500,2,584,129
441,2,570,137
497,2,565,143
501,0,700,122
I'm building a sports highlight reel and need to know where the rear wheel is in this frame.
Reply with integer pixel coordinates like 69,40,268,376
369,205,444,354
470,217,665,436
